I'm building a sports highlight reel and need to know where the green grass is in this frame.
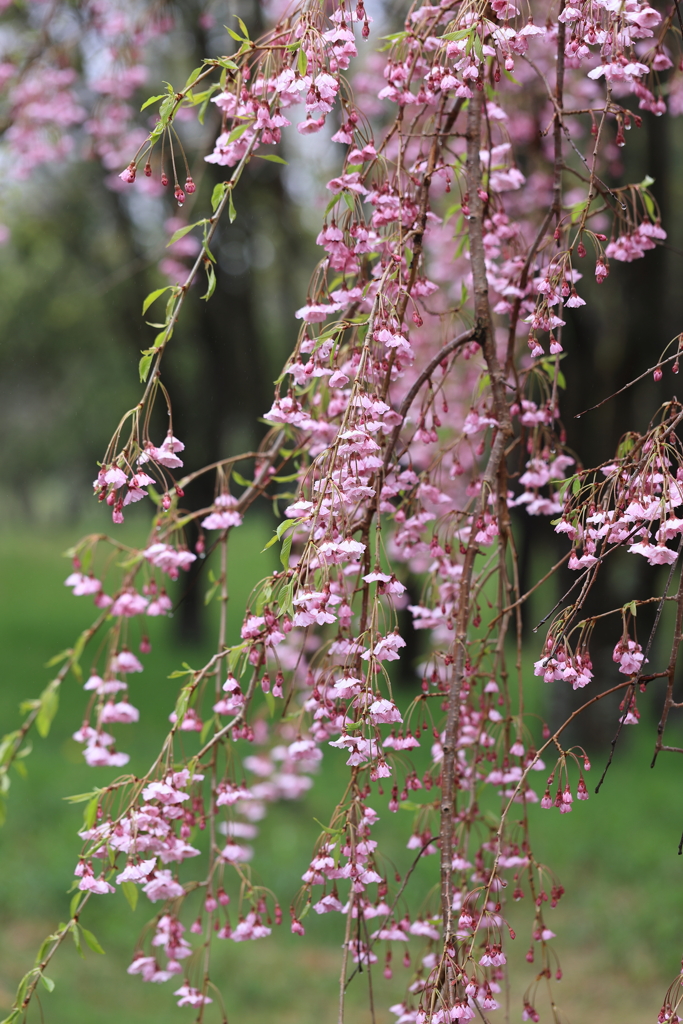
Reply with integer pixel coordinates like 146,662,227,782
1,523,683,1023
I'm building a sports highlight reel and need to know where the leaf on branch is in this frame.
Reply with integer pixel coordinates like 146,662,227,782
140,93,165,111
80,927,105,955
139,353,154,383
167,223,204,247
36,682,59,739
254,153,288,164
121,881,138,912
211,182,228,211
232,470,253,487
201,261,216,301
142,286,172,315
280,533,293,571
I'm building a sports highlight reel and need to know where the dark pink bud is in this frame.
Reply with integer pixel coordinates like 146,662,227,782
160,172,169,187
119,162,136,184
184,176,196,194
174,186,186,206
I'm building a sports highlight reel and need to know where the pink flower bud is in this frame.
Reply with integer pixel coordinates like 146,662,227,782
119,162,136,184
174,186,186,206
184,177,196,194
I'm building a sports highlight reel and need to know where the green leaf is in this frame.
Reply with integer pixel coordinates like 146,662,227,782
83,794,99,831
399,800,422,811
639,174,655,189
40,975,55,993
297,47,308,75
80,927,105,955
139,352,155,382
64,789,99,806
264,690,276,717
71,924,85,958
44,649,71,668
313,818,344,835
208,57,238,71
183,67,203,91
201,261,216,301
280,533,293,571
228,643,247,672
502,67,521,86
228,190,237,223
232,470,252,487
226,122,250,144
226,26,244,42
142,287,171,315
0,732,20,767
211,182,228,211
475,372,490,399
167,224,198,247
342,191,356,211
121,881,139,912
624,600,638,617
140,93,165,111
642,191,656,219
235,15,250,39
272,472,301,483
254,153,288,164
36,683,59,739
158,95,175,126
69,892,81,918
279,581,294,617
174,685,192,726
441,28,471,40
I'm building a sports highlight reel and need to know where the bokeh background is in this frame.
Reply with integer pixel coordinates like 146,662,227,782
3,1,683,1021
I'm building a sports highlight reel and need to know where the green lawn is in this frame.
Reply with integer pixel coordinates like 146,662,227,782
1,522,683,1023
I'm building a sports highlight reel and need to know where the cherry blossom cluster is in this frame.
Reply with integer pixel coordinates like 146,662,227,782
4,1,683,1023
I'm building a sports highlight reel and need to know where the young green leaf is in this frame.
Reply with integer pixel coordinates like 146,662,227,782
201,261,216,301
142,287,171,315
80,927,105,955
121,881,139,912
140,93,165,112
139,353,154,383
211,182,228,211
36,683,59,739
